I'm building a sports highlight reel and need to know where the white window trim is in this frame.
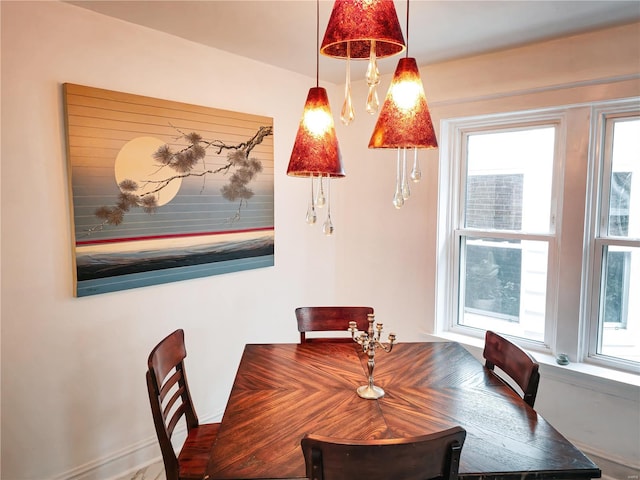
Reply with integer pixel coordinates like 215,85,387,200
584,99,640,372
436,99,640,378
437,108,568,354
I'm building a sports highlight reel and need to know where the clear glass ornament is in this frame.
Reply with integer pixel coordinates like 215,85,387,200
341,43,355,125
410,148,422,182
366,86,379,115
365,41,380,114
402,147,411,200
323,212,334,235
306,175,317,224
315,175,326,208
393,149,404,209
306,204,317,224
323,178,334,235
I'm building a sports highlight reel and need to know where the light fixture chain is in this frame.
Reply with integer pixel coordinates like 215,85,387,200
316,0,319,87
406,0,410,58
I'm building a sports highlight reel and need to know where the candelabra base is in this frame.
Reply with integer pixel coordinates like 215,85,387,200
357,384,385,399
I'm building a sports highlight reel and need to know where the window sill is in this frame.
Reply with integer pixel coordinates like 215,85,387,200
429,331,640,402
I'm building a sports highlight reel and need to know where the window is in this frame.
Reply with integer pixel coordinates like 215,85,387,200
455,124,557,344
439,99,640,373
587,111,640,367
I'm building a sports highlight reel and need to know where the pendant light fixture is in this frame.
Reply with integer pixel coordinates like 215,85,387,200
369,0,437,209
320,0,405,125
287,0,345,235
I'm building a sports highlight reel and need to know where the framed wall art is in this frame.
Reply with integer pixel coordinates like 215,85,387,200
63,83,274,297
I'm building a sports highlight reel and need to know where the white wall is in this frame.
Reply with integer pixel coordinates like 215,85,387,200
0,2,346,478
1,1,638,478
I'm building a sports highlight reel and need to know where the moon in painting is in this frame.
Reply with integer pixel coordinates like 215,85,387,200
114,136,182,206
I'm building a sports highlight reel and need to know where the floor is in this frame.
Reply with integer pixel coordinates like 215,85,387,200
129,454,638,480
126,461,165,480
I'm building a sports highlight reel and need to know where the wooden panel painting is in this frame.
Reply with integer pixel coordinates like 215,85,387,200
63,83,274,297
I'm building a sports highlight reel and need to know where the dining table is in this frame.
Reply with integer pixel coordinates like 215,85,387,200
204,341,601,479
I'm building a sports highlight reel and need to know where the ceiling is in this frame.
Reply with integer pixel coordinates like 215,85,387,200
68,0,640,84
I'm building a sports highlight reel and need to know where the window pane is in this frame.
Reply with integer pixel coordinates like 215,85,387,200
459,236,547,342
598,245,640,362
608,118,640,238
466,127,555,233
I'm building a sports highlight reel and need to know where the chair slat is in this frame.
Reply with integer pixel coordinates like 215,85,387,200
159,370,182,401
163,386,185,422
146,329,221,480
167,403,187,437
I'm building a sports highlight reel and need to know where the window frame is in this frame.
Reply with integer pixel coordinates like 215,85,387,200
439,111,566,352
585,101,640,371
438,99,640,374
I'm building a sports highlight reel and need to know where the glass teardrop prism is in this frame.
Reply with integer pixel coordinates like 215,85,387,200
323,213,334,235
315,176,326,208
306,203,317,224
365,41,380,114
341,44,355,125
410,148,422,182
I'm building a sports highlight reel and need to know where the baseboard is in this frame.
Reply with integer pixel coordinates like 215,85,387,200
51,411,222,480
573,440,640,480
104,457,163,480
51,437,160,480
591,457,639,480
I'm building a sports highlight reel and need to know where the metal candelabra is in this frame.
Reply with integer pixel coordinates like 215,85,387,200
348,313,396,399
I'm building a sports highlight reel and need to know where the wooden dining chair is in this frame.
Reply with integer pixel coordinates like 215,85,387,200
146,329,220,480
295,306,374,343
301,426,466,480
483,330,540,408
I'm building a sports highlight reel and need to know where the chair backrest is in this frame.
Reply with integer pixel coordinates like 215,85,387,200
483,330,540,408
146,329,199,480
295,306,374,343
301,427,466,480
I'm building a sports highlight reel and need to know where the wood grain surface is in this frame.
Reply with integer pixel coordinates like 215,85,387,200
205,342,600,479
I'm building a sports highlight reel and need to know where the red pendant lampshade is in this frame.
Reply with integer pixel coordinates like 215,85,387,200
320,0,406,59
287,87,345,178
368,57,438,149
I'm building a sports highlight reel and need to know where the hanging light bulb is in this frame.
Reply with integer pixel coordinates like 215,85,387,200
287,0,345,232
288,87,344,178
321,0,405,122
368,0,437,208
369,57,437,149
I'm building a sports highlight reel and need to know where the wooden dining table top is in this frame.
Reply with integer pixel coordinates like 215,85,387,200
204,341,601,480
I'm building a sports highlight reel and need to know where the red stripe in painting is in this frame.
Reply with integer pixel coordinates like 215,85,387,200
76,227,274,247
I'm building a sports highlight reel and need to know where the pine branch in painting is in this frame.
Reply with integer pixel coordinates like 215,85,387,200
88,125,273,235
